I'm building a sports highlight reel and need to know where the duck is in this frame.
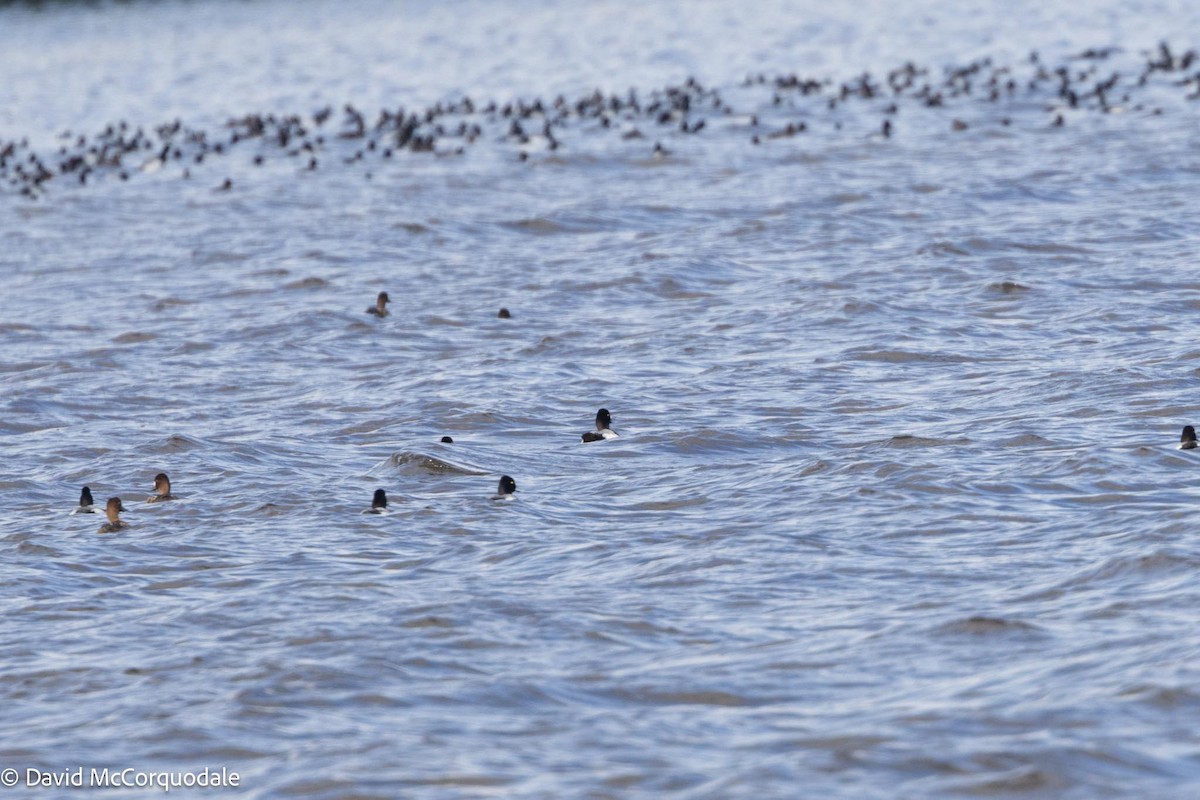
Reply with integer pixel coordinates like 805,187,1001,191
1181,425,1197,450
363,488,388,514
97,497,129,534
493,475,517,500
147,472,176,503
581,408,619,442
367,291,390,317
71,485,101,514
440,436,454,443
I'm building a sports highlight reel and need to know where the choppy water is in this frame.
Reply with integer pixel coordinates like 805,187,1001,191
4,1,1200,797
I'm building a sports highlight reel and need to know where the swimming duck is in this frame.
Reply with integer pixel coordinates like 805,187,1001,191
364,488,388,514
1181,425,1197,450
493,475,517,500
71,485,100,514
97,497,129,534
440,436,454,443
581,408,619,442
367,292,390,317
147,472,176,502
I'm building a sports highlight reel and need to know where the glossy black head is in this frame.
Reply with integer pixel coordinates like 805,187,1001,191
1184,425,1197,445
497,307,511,319
80,486,94,507
497,475,517,495
596,408,612,429
441,436,454,444
372,488,387,509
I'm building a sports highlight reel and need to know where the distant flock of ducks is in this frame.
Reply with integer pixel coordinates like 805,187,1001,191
72,308,619,532
6,42,1200,198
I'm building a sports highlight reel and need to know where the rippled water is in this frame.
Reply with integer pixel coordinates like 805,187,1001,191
4,1,1200,797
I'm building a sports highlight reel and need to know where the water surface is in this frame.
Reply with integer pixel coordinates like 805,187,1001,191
3,1,1200,797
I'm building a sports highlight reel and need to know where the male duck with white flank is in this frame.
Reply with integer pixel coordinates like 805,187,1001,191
581,408,618,442
71,486,101,514
493,475,518,500
1182,425,1198,450
364,488,389,514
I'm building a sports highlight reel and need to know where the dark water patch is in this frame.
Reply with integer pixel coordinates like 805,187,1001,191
776,152,827,166
983,280,1031,295
917,241,970,256
147,434,206,453
963,237,1093,256
798,460,832,477
0,360,56,376
664,428,769,454
500,217,594,235
382,452,487,477
248,502,294,516
1012,241,1093,255
934,616,1044,637
829,397,907,414
0,418,67,435
882,435,972,448
172,340,215,354
651,276,714,300
1055,491,1144,506
555,274,647,293
282,276,330,290
848,348,979,364
299,248,351,264
825,192,869,205
943,764,1063,794
1076,551,1200,585
595,686,768,708
631,497,708,512
192,249,249,266
399,775,514,789
996,433,1053,447
112,331,157,344
1017,551,1200,605
422,315,468,327
151,297,196,312
1118,683,1200,709
0,322,38,334
16,541,63,556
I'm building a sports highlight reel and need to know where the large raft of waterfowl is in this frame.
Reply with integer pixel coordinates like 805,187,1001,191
3,42,1198,198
